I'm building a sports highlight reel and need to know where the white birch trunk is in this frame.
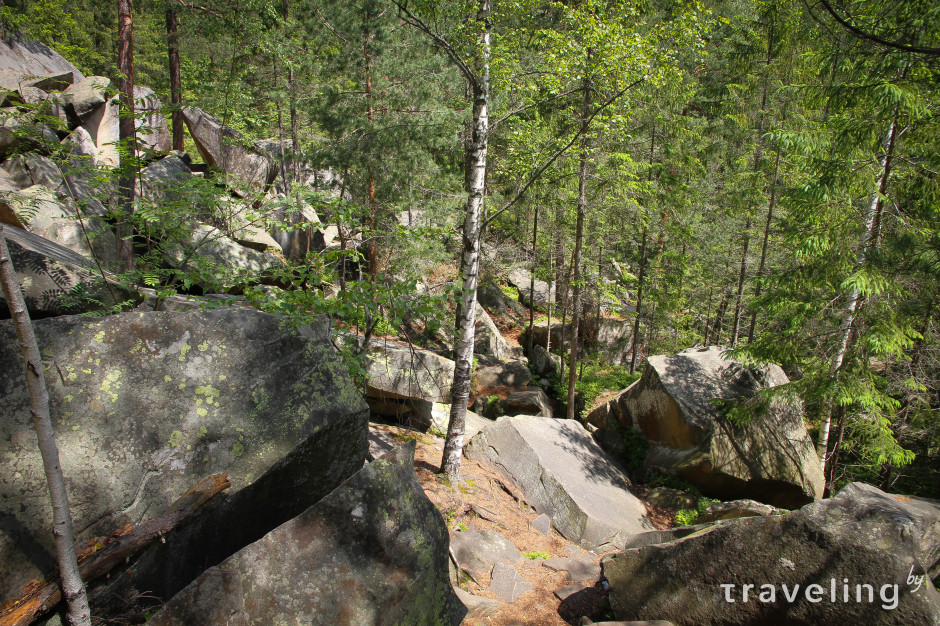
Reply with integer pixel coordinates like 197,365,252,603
817,115,898,475
0,226,91,626
441,0,490,481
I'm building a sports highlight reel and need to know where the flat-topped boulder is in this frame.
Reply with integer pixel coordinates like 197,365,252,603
466,416,653,550
603,482,940,624
149,442,465,626
0,308,369,606
617,346,824,508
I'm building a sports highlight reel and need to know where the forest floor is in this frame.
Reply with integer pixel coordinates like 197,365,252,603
371,423,675,625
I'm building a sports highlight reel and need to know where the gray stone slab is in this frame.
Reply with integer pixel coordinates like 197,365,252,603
451,528,522,578
488,561,533,603
466,416,654,550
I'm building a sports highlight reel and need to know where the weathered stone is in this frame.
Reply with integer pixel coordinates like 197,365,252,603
617,346,824,508
555,583,588,601
645,487,697,511
454,587,501,621
81,94,120,167
134,86,171,153
544,556,602,583
501,387,553,417
164,223,281,285
488,561,533,603
475,303,515,360
362,337,455,405
594,318,633,365
0,184,112,260
508,267,554,309
451,528,522,578
149,442,464,625
603,482,940,625
0,226,122,316
428,403,491,440
63,75,111,123
0,152,62,190
698,499,785,523
0,108,58,157
466,416,654,550
139,154,191,204
477,281,510,317
0,34,83,85
530,343,561,377
216,196,283,253
532,513,552,537
181,106,277,197
61,125,98,165
475,360,532,389
0,308,369,607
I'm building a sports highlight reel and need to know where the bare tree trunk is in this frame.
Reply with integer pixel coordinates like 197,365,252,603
817,114,898,476
165,2,183,151
528,204,538,356
0,227,91,626
441,0,491,482
566,69,592,421
117,0,136,273
629,228,648,374
730,217,751,347
747,146,781,343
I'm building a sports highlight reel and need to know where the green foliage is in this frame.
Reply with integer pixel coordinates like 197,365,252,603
621,428,651,473
522,551,550,560
674,508,698,526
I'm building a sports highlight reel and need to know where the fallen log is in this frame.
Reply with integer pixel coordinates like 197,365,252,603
0,473,232,626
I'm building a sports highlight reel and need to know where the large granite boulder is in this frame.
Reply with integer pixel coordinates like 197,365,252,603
134,86,171,153
361,338,455,428
617,346,824,508
0,211,123,316
0,108,58,158
181,106,277,197
149,442,465,626
63,75,111,123
466,416,653,550
475,360,532,389
507,267,554,309
0,34,84,85
163,223,282,289
603,482,940,625
0,308,369,606
474,303,514,360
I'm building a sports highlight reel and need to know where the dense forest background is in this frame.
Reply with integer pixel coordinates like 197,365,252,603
2,0,937,496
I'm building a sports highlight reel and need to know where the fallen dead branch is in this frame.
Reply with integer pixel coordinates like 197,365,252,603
0,473,232,626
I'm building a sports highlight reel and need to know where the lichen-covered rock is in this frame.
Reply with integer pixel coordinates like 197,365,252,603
617,346,824,508
362,337,455,405
603,482,940,625
0,308,369,605
466,416,654,550
148,442,465,626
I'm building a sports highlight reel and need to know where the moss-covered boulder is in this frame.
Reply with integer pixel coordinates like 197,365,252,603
603,482,940,625
0,308,368,606
149,441,466,626
617,346,824,508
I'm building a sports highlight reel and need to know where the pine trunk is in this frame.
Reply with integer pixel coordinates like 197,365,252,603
566,71,592,421
117,0,136,273
0,227,91,626
629,228,648,374
165,3,183,151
